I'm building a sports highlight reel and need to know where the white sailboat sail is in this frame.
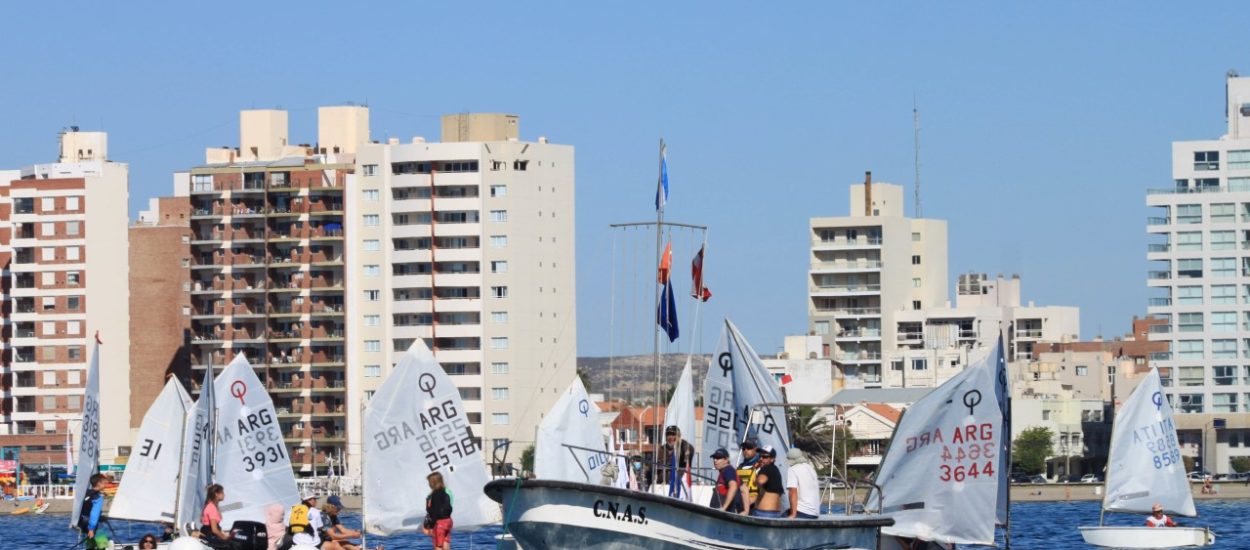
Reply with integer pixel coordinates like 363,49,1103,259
212,353,300,528
70,340,103,528
663,358,697,499
176,361,216,533
993,336,1011,527
870,341,1003,545
363,340,498,535
701,320,791,479
1103,368,1194,516
536,377,609,483
110,378,193,522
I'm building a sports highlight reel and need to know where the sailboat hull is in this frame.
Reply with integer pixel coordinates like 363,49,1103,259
1078,526,1214,548
487,479,891,550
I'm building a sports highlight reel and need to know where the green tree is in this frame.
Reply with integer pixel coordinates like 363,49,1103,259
521,445,535,475
787,406,859,476
1229,457,1250,473
1012,427,1053,475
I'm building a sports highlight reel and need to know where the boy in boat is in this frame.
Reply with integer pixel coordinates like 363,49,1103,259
708,448,744,513
77,474,109,549
736,438,761,515
750,446,786,518
1145,503,1177,527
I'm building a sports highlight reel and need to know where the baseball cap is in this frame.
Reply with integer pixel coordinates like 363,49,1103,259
327,495,343,508
1152,503,1163,512
760,445,777,458
740,439,758,450
710,448,730,460
665,425,680,436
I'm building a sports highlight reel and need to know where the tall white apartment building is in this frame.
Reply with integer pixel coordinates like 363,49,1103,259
348,114,576,476
1147,72,1250,416
808,175,948,388
0,130,132,467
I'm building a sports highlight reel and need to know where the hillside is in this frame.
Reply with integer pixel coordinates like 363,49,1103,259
577,353,710,404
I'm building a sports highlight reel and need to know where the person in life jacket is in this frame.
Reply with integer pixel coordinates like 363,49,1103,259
1145,503,1177,527
424,472,454,550
735,438,761,515
287,493,329,549
77,474,108,549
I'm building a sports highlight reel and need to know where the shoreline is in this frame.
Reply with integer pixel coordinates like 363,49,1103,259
6,482,1249,516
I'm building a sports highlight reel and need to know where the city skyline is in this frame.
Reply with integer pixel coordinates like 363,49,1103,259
2,3,1247,356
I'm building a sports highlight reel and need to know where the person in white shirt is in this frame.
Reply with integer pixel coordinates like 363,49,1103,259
785,448,821,519
290,494,324,548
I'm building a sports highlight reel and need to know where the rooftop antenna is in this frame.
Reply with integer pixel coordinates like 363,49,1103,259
913,98,922,218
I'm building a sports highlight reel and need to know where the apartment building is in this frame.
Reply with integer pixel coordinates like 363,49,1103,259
183,107,364,475
808,174,948,388
348,113,576,477
1147,71,1250,419
887,273,1080,388
0,130,132,466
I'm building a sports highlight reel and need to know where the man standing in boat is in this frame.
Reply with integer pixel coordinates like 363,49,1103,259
750,446,786,518
659,425,695,499
1145,503,1177,527
708,448,745,513
736,438,762,514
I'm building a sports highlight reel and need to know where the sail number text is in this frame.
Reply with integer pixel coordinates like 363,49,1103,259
906,422,997,483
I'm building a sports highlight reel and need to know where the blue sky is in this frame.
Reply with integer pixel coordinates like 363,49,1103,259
0,2,1241,356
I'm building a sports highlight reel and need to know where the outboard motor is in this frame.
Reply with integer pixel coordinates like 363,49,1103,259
229,521,269,550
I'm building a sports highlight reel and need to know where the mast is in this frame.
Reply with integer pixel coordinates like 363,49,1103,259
429,167,438,354
652,139,664,462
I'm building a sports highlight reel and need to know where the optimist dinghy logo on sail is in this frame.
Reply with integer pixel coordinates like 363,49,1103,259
716,352,733,377
592,499,648,525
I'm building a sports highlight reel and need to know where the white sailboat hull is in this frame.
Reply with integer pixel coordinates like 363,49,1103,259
487,479,891,550
1078,526,1214,548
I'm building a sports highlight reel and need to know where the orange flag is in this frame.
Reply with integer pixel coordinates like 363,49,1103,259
657,241,673,284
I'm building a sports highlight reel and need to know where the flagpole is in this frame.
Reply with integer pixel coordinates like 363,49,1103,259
653,138,664,468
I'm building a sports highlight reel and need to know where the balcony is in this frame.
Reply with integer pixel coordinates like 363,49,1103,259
896,331,922,343
816,307,881,317
813,237,883,249
1148,297,1172,307
1148,271,1171,280
835,351,882,363
1147,243,1170,253
1146,217,1170,226
835,329,882,340
811,260,883,272
1016,328,1043,339
811,284,881,295
1149,352,1172,362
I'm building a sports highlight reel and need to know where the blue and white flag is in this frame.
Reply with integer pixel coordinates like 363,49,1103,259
657,280,679,342
655,141,669,210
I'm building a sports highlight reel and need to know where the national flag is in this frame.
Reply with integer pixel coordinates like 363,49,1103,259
691,245,712,302
780,373,794,386
655,142,669,211
657,280,679,342
657,241,673,284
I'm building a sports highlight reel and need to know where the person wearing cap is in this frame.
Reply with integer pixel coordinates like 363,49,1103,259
708,448,745,514
659,425,695,493
785,448,820,519
736,439,762,510
750,445,785,518
321,495,368,550
1145,503,1176,527
289,493,325,549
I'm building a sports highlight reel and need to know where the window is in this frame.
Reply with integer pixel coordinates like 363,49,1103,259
911,358,927,371
1213,339,1238,359
363,164,378,176
67,346,82,360
1178,394,1204,413
41,247,55,261
491,286,508,298
911,232,921,242
491,362,509,374
491,185,507,197
41,197,54,212
1075,365,1088,376
364,314,380,326
41,222,55,236
365,290,380,301
1213,285,1236,304
1176,231,1202,251
1214,366,1237,385
1212,257,1236,277
365,340,381,352
364,265,380,277
363,214,380,227
363,239,380,252
42,371,56,385
42,297,55,311
41,272,55,286
1178,312,1203,332
363,189,380,201
67,321,80,335
911,255,921,265
1178,285,1203,305
66,221,80,236
492,413,510,425
1213,393,1237,413
912,300,921,310
43,396,57,410
891,360,904,371
491,311,508,324
1212,203,1236,223
1177,340,1204,359
491,260,507,273
491,235,507,248
1230,150,1250,170
1213,312,1237,332
1178,366,1205,386
1194,150,1220,171
67,296,80,310
491,387,510,400
912,277,922,288
42,322,55,335
490,210,508,222
66,196,79,210
1177,258,1202,278
491,337,508,349
66,247,80,261
364,365,381,377
814,321,829,335
1177,204,1202,224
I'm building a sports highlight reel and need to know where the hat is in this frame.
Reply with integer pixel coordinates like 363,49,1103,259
710,448,730,460
787,448,805,461
760,445,777,458
740,439,758,450
1152,503,1163,512
326,495,343,508
665,425,680,436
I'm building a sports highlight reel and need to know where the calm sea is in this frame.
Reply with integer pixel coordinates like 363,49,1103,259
3,500,1245,549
